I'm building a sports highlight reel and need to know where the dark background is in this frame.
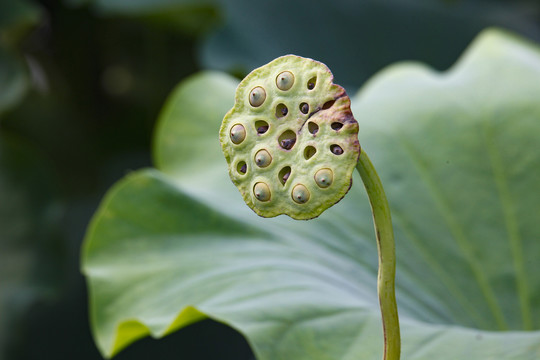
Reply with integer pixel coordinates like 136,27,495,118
1,0,539,359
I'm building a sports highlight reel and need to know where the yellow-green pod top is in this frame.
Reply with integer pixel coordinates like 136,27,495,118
220,55,360,220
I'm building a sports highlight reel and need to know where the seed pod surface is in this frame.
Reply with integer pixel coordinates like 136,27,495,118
219,55,360,219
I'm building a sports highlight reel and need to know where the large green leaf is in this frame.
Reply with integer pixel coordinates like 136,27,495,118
82,28,540,359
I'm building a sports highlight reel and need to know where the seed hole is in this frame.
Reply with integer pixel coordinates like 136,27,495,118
304,146,316,160
300,102,309,114
330,144,344,155
255,149,272,168
307,77,317,90
249,86,266,107
275,103,288,118
255,120,269,134
331,122,343,130
322,100,335,109
237,161,247,175
278,166,291,185
278,130,296,150
276,71,294,91
308,122,319,135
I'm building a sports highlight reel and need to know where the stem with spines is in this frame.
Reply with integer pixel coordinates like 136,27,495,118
356,150,400,360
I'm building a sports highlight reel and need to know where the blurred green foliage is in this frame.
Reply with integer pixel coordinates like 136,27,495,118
1,0,540,359
0,0,40,114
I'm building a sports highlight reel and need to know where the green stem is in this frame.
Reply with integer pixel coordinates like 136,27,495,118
356,150,400,360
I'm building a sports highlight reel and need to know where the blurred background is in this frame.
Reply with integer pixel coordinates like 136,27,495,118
1,0,539,359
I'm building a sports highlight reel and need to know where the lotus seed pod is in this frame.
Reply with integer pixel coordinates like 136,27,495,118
219,55,360,219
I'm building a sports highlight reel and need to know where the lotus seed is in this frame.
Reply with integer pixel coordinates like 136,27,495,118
315,168,333,188
331,144,344,155
249,86,266,107
292,184,310,204
230,124,246,144
253,182,271,202
300,102,309,114
276,71,294,91
255,149,272,167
